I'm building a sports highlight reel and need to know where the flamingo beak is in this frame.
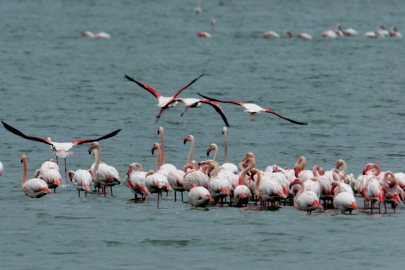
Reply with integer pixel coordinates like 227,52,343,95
126,169,132,176
290,180,296,189
88,146,93,155
151,147,156,155
184,138,188,145
206,148,211,157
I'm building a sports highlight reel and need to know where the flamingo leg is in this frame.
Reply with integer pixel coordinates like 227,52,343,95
85,191,87,197
110,187,114,197
250,113,256,121
56,156,59,165
78,190,80,197
174,191,177,202
181,192,183,202
157,193,160,209
181,106,191,117
64,158,68,184
135,194,138,202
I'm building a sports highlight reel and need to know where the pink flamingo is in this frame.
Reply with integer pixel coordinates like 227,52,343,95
362,163,384,214
38,167,62,193
389,26,401,37
198,19,215,38
331,181,358,214
157,127,177,172
234,159,253,206
2,121,121,184
177,98,230,127
251,168,287,207
194,0,202,13
125,74,204,119
382,171,404,213
188,184,211,208
364,24,388,38
21,154,52,198
263,30,280,38
206,160,232,206
124,163,150,202
81,31,111,39
290,178,321,214
88,142,122,196
35,159,59,178
68,169,93,197
198,93,307,125
0,161,3,178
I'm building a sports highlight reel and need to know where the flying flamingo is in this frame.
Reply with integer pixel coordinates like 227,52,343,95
125,74,204,119
88,142,122,196
197,93,307,125
382,171,403,213
68,169,93,197
177,98,230,127
198,19,215,38
195,0,202,13
389,26,401,37
81,31,111,39
290,178,321,214
2,121,121,183
124,163,150,202
20,154,52,198
331,181,358,214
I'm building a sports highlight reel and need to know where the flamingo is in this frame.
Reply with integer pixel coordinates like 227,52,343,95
221,127,238,173
234,159,253,206
389,26,401,37
157,127,177,172
333,24,344,36
124,163,150,202
206,160,232,206
38,167,62,193
251,168,287,207
198,93,307,125
35,159,59,178
340,25,358,36
322,30,337,38
188,184,211,208
297,33,313,39
183,135,209,190
290,178,321,215
2,121,121,184
81,31,111,39
331,181,358,214
88,142,122,196
283,30,293,37
195,0,202,13
124,74,204,119
0,161,3,178
263,30,280,38
68,169,93,197
364,24,388,38
362,163,384,214
198,19,215,38
151,143,173,190
382,171,403,213
177,98,230,127
20,154,52,198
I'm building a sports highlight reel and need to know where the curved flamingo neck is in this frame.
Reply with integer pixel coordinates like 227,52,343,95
223,127,228,163
211,144,218,161
294,178,305,196
187,136,195,165
208,162,219,178
333,182,342,197
22,157,27,187
253,169,261,197
182,164,194,173
366,163,381,176
312,165,322,177
336,159,347,173
384,171,396,188
239,158,255,186
93,145,102,181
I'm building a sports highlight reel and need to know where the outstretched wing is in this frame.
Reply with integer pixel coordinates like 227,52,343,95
172,74,204,98
71,129,122,145
2,121,53,145
125,74,162,99
198,93,245,107
262,108,307,125
199,100,230,127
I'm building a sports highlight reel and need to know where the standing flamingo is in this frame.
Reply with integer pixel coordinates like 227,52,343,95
289,178,321,215
251,168,287,207
20,154,52,198
38,167,62,193
2,121,121,184
35,159,59,178
188,184,211,208
221,127,238,174
331,181,358,214
125,74,204,119
68,169,93,197
198,93,307,125
234,159,253,206
198,19,215,38
88,142,122,196
157,127,177,172
206,160,232,206
124,163,150,202
195,0,202,13
382,171,403,213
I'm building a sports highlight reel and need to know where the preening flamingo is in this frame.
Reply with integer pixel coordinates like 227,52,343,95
68,169,93,197
198,93,307,125
234,159,253,206
290,178,321,215
2,121,121,183
362,163,384,214
177,98,230,127
198,19,215,38
189,184,211,208
389,26,401,37
124,163,150,201
38,167,62,193
125,74,204,119
21,154,52,198
35,159,59,178
88,142,122,196
251,168,287,207
81,31,111,39
382,171,403,213
331,181,358,214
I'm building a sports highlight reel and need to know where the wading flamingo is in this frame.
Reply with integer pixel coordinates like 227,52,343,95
125,74,204,119
2,121,121,184
206,160,232,206
88,142,122,196
197,94,307,125
81,31,111,39
389,26,401,37
364,24,388,38
331,181,358,214
198,19,215,38
189,184,211,208
124,163,150,202
68,169,93,197
234,159,253,206
157,127,177,172
382,171,403,213
38,167,62,193
290,178,321,215
21,154,52,198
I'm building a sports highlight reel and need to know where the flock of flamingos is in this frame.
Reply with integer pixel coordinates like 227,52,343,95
1,118,405,215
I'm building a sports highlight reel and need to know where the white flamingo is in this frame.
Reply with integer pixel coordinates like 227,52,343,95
35,159,59,178
124,163,150,201
234,159,253,206
382,171,404,213
198,19,215,38
81,31,111,39
331,181,358,214
157,127,177,172
290,178,321,215
188,184,211,208
2,121,121,183
88,142,122,196
263,30,280,38
38,168,62,193
198,93,307,125
206,160,232,206
68,169,93,197
125,74,204,119
20,154,52,198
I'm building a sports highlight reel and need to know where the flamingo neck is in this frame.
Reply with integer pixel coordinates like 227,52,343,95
93,145,102,181
212,145,218,161
22,158,27,187
208,162,219,178
295,178,305,197
223,129,228,163
254,170,262,197
312,165,321,177
384,172,396,188
156,145,162,172
337,160,347,173
160,130,165,166
182,164,194,173
334,183,342,196
240,158,255,186
187,136,195,165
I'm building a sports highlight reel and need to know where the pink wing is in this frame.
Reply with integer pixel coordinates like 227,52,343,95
197,93,245,107
262,108,307,125
172,74,204,98
71,129,122,145
125,74,162,99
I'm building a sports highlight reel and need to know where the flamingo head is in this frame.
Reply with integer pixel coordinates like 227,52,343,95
157,127,163,135
21,154,26,163
88,142,99,155
378,24,385,30
211,19,216,26
206,144,216,157
284,30,292,37
68,171,75,181
151,143,160,155
222,126,227,134
184,135,194,145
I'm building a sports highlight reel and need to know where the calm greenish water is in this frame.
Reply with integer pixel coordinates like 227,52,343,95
0,0,404,269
